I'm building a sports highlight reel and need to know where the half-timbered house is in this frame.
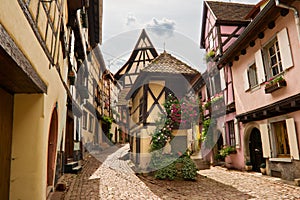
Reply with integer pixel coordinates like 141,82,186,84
115,29,158,144
126,51,200,170
200,0,255,166
217,0,300,181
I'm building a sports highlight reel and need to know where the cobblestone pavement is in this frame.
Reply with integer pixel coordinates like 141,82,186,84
90,144,160,199
198,166,300,200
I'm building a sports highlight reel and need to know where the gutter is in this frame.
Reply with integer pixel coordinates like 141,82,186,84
275,0,300,45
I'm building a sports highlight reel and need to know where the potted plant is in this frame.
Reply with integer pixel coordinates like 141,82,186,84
265,75,286,93
206,49,215,62
245,161,252,171
260,163,266,175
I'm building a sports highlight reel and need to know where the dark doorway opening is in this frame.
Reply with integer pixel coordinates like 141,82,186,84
249,128,265,172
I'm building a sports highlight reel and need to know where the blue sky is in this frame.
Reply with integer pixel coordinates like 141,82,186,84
101,0,261,73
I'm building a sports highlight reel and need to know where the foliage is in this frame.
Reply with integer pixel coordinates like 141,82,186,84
204,96,224,110
206,50,215,62
151,151,197,181
180,157,198,180
265,75,285,87
245,160,252,166
150,93,200,152
155,162,177,180
217,146,236,160
260,163,266,168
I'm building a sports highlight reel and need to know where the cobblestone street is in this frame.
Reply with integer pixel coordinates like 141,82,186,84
199,167,300,200
48,144,300,200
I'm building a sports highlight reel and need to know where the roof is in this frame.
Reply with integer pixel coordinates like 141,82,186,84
217,0,294,67
114,29,158,80
200,1,254,48
142,51,199,75
206,1,255,21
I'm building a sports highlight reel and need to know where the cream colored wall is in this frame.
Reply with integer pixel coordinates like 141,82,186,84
0,0,69,199
147,81,165,123
131,87,143,125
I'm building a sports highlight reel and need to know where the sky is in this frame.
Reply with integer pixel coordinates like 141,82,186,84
100,0,261,74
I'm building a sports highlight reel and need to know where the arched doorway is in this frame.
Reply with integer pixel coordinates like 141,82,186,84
249,128,264,172
47,107,58,187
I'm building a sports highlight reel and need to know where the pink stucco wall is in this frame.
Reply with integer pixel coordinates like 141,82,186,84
230,2,300,169
232,5,300,116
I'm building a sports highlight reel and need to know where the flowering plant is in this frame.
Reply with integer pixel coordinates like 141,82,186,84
265,75,285,87
150,94,200,151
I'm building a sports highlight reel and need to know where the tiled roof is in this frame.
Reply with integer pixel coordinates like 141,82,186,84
142,51,199,74
117,87,131,106
206,1,255,21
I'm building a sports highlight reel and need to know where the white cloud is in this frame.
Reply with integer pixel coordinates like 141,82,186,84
126,13,137,26
146,18,176,37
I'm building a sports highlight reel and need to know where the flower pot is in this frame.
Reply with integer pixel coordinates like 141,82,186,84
245,165,252,171
265,79,286,93
260,167,266,175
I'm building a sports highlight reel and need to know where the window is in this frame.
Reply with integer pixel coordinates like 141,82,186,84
272,121,290,157
227,120,235,146
89,114,94,132
82,110,87,130
247,63,258,88
210,72,221,96
265,38,283,77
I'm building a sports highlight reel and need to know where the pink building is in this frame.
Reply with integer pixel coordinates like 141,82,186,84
200,1,255,167
217,0,300,181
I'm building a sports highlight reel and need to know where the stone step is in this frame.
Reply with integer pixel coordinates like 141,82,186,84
64,161,79,173
192,158,211,170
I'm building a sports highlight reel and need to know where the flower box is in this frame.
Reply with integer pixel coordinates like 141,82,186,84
264,79,286,93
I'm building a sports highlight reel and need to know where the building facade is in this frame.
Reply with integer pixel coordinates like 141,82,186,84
217,0,300,180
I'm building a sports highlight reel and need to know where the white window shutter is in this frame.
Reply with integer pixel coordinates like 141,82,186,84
234,118,240,148
255,50,265,84
286,118,300,160
220,68,226,90
243,69,249,91
260,124,271,158
222,123,226,146
277,28,293,70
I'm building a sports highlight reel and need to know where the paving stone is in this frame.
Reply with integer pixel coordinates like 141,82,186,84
198,166,300,199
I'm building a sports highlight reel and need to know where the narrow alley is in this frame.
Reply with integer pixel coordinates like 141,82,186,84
49,144,300,200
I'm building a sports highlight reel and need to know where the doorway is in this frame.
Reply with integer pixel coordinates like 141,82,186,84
249,128,264,172
0,88,13,199
47,107,58,187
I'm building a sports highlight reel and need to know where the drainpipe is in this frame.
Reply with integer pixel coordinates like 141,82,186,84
275,0,300,44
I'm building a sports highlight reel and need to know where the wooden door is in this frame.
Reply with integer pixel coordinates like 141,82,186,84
0,88,13,199
65,115,74,162
249,128,264,172
47,108,58,186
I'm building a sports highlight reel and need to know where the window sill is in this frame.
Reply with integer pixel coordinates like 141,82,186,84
269,157,292,162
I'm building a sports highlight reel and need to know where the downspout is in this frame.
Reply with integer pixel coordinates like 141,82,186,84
275,0,300,44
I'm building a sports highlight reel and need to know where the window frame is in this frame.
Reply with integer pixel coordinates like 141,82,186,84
88,114,94,133
262,36,284,80
247,62,259,89
82,110,87,130
271,120,290,158
227,120,235,146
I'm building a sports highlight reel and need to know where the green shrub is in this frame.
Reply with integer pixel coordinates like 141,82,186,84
180,157,197,180
151,151,198,181
155,162,177,180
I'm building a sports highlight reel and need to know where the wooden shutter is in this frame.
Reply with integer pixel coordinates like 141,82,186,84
220,67,226,90
234,118,240,148
286,118,299,160
222,123,226,146
260,124,271,158
243,69,249,91
255,50,265,84
277,28,293,70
